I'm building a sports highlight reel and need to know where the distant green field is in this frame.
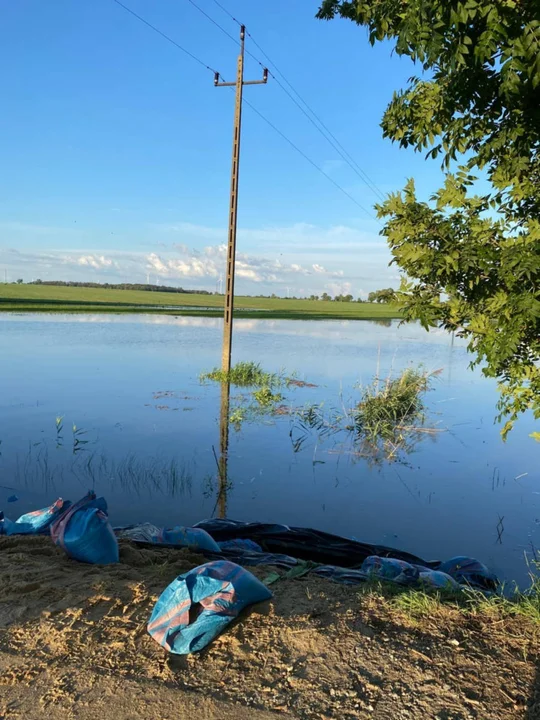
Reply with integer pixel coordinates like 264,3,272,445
0,284,402,320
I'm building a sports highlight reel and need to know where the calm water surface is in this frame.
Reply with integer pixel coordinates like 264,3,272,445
0,313,538,586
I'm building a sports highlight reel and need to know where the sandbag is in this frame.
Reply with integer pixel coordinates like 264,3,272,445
161,527,220,552
118,524,220,552
438,556,498,589
218,538,263,553
361,556,419,585
117,522,162,543
147,560,272,654
51,492,118,565
0,498,69,536
418,570,460,590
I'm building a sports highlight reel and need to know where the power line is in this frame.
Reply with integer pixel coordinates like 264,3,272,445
110,0,219,74
111,0,376,218
241,95,377,220
186,0,268,72
206,0,386,202
210,0,241,26
269,71,387,199
185,0,239,45
244,29,387,202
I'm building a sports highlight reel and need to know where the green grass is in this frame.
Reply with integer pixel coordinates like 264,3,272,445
200,361,283,388
361,572,540,625
0,284,402,320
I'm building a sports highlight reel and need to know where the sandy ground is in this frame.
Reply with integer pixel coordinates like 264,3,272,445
1,535,540,720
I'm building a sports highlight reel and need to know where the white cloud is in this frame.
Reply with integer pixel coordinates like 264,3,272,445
0,219,396,294
77,255,117,270
144,245,345,284
324,281,353,297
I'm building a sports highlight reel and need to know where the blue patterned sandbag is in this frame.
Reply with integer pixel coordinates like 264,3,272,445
1,498,70,536
418,570,460,590
161,526,221,552
361,556,420,585
438,556,499,590
51,492,119,565
117,524,220,552
218,538,263,553
148,560,272,654
0,512,15,535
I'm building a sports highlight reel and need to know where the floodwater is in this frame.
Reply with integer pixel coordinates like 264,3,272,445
0,313,538,586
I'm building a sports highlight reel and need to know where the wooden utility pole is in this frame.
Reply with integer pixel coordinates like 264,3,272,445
214,26,267,373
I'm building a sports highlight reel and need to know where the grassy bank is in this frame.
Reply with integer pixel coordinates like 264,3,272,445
0,284,402,320
1,535,539,719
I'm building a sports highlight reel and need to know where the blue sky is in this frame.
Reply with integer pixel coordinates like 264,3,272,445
0,0,445,297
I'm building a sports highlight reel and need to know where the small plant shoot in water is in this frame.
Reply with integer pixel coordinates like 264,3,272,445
55,416,64,448
72,424,89,455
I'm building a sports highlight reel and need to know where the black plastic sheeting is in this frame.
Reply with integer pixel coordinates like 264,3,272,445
194,518,439,570
119,519,498,590
210,547,400,586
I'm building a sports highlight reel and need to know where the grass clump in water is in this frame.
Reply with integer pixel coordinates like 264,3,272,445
201,361,282,388
253,387,283,407
355,367,430,437
353,367,439,460
229,406,248,428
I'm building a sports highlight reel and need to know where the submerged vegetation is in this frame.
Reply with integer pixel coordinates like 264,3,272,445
253,387,284,407
355,367,430,436
201,361,290,429
352,367,440,461
200,361,284,388
288,367,439,464
201,361,439,462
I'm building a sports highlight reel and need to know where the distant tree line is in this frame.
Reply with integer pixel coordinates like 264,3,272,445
28,280,213,295
20,279,396,303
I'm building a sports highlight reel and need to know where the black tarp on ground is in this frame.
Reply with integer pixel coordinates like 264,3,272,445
194,518,439,569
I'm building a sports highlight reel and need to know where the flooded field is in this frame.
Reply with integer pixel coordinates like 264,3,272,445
0,313,538,586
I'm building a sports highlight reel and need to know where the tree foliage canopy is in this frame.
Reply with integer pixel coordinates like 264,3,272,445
368,288,397,303
317,0,540,436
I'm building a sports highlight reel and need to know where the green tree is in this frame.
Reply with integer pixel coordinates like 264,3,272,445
318,0,540,437
368,288,397,304
16,278,23,284
321,292,331,302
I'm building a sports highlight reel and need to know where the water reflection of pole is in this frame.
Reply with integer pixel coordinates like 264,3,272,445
217,381,231,519
448,329,455,386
